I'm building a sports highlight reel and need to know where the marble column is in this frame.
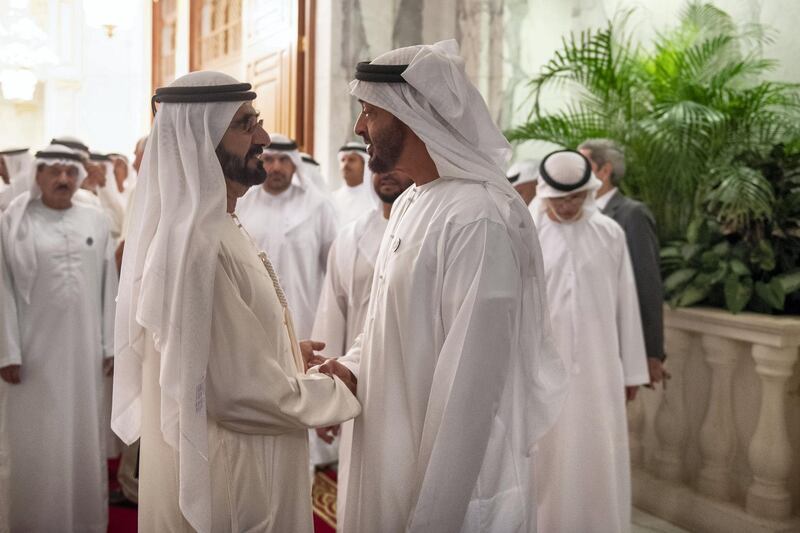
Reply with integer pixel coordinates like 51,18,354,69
653,328,692,482
746,344,800,520
697,334,740,501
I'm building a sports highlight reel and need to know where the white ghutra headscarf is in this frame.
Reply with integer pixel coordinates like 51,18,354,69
111,71,255,533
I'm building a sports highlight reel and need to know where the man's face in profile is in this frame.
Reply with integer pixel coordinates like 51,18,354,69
217,103,269,188
354,101,406,174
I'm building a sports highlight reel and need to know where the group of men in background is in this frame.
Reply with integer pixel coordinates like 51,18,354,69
0,43,666,533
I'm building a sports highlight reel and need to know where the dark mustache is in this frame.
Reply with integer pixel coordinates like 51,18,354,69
246,145,263,160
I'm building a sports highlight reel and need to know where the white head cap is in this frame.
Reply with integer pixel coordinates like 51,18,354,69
536,149,601,199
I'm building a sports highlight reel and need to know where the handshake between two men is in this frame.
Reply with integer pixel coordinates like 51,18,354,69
299,340,358,444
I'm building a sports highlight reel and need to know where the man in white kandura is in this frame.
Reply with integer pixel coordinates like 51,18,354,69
315,40,568,532
0,148,34,211
331,142,379,225
0,144,117,532
111,71,359,533
236,134,338,340
309,168,413,491
531,149,650,533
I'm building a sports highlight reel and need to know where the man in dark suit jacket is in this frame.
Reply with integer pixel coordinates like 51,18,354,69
579,139,666,390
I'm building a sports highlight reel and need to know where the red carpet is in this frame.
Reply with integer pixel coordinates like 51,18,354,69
107,458,137,533
107,459,339,532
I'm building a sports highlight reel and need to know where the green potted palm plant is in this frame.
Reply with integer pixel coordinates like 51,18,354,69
506,1,800,314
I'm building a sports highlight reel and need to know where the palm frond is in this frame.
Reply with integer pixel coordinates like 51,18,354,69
506,107,611,148
706,164,775,232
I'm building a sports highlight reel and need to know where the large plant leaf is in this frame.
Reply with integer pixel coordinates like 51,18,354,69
664,268,697,292
724,276,753,313
755,279,786,310
773,269,800,294
675,283,711,306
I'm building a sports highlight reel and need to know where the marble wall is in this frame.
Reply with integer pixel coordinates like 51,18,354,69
314,0,800,187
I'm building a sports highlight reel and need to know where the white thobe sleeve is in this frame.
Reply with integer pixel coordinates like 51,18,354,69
101,229,118,359
311,239,348,357
205,259,361,435
407,219,521,532
337,333,363,380
0,217,21,367
617,239,650,386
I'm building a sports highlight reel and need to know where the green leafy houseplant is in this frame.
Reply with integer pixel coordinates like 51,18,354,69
506,2,800,242
661,144,800,314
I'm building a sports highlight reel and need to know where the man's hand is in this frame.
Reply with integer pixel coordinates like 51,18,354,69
647,358,671,386
320,359,357,397
625,385,639,403
0,364,21,384
299,340,328,371
316,425,340,444
103,357,114,376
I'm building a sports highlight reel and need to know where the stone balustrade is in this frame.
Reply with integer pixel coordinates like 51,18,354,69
630,306,800,533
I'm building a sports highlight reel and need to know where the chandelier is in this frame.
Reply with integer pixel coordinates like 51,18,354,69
0,1,57,102
83,0,136,38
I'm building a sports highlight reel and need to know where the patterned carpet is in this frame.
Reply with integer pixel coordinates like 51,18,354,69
107,459,339,533
312,468,338,533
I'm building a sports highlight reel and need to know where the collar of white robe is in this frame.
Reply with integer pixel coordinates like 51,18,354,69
151,82,256,115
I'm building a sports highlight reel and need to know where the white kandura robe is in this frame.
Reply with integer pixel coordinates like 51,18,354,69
236,178,338,340
309,208,387,475
533,207,650,533
338,178,542,532
331,182,379,227
138,215,360,532
0,200,117,533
